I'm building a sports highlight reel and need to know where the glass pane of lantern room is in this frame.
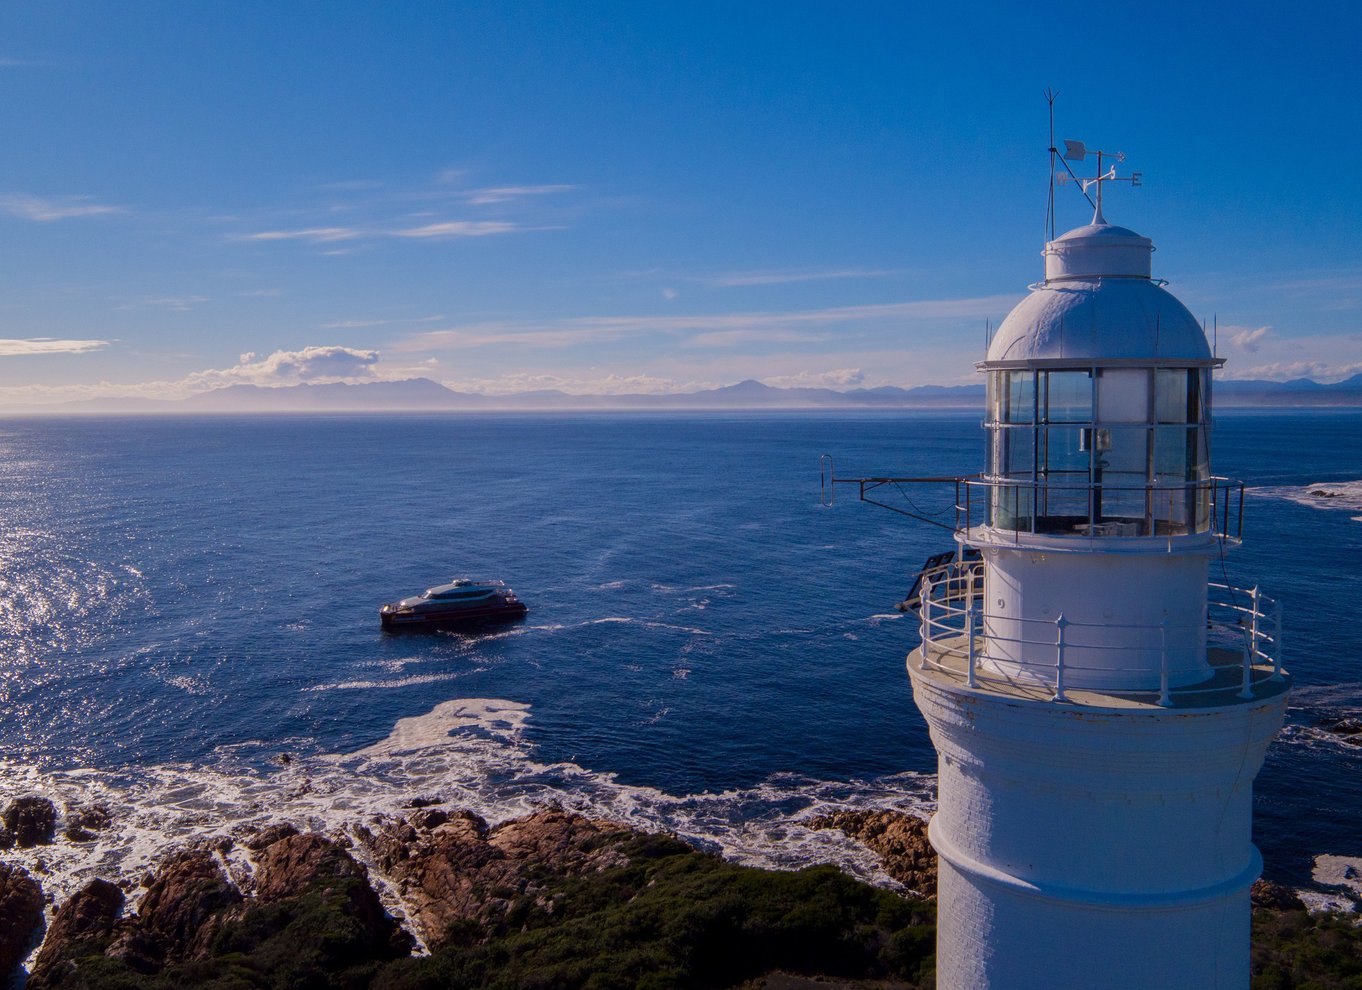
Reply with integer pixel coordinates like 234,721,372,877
1044,371,1092,422
1156,369,1191,423
1098,369,1149,423
1097,427,1149,527
1004,371,1034,423
1039,425,1090,528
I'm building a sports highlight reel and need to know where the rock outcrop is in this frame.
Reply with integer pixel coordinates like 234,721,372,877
63,803,113,842
806,809,937,898
1252,878,1307,912
363,805,641,947
27,829,409,986
1,796,57,848
135,848,243,961
0,863,44,980
254,830,408,954
28,878,125,989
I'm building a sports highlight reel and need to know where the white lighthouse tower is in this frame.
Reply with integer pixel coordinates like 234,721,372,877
906,148,1290,988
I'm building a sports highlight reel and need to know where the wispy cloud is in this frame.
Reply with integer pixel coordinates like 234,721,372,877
319,315,444,330
394,293,1018,352
683,329,830,348
704,268,898,287
243,226,365,243
466,184,576,205
0,337,110,356
390,220,517,239
0,194,124,221
118,296,210,312
241,220,521,244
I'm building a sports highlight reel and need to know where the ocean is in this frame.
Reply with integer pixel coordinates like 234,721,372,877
2,410,1360,910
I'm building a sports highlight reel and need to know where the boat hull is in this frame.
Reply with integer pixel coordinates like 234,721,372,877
380,600,528,632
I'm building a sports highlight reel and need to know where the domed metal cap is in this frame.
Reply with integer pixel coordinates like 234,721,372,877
1043,223,1153,281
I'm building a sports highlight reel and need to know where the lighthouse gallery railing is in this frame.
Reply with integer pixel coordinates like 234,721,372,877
915,557,1283,706
818,460,1245,544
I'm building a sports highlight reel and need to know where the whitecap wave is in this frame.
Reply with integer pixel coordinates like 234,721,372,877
307,669,488,692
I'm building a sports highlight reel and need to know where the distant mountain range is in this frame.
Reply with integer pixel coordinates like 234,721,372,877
35,373,1362,414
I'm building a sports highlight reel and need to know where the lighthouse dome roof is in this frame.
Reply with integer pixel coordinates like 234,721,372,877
984,222,1214,367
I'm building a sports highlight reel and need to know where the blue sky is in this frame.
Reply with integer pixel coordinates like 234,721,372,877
1,1,1359,405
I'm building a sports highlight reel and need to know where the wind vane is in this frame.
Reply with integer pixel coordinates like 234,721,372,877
1057,140,1142,224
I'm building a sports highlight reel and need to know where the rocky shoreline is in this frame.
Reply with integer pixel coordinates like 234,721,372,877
0,795,1358,988
1,796,939,989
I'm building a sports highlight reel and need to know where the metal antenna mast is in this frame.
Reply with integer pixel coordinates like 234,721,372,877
1045,88,1058,241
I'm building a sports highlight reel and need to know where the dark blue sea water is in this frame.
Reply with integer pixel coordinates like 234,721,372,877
2,411,1360,905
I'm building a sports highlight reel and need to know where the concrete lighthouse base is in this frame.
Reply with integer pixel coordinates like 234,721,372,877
909,654,1289,990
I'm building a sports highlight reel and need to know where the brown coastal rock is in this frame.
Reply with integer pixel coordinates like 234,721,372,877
1252,878,1307,912
63,803,113,842
28,878,125,989
135,848,243,961
365,806,640,948
254,830,410,954
806,809,937,899
243,821,299,851
2,796,57,848
0,862,45,979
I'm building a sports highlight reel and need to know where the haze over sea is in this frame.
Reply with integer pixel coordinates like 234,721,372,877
3,410,1360,909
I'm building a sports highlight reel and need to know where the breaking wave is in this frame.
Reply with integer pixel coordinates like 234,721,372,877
0,698,937,910
1250,480,1362,522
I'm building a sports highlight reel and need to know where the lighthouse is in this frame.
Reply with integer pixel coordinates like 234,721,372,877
905,148,1289,988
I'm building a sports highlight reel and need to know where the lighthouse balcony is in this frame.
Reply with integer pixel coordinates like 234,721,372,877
911,557,1284,707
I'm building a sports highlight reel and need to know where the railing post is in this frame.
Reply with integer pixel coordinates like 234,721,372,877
1238,621,1254,700
919,576,933,671
1158,617,1172,707
1250,586,1261,666
966,599,978,688
1272,600,1284,679
1053,613,1069,703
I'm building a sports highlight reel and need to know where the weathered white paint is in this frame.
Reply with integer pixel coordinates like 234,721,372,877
913,662,1288,989
978,541,1212,690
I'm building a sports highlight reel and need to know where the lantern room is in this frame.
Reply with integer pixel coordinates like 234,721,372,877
980,221,1222,540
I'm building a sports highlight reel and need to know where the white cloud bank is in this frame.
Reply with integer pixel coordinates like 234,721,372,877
1227,325,1270,352
762,369,867,389
186,346,381,388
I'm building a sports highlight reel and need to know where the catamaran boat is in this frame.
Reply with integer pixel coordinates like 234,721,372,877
379,578,528,632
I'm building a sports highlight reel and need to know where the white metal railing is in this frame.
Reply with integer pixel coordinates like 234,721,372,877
915,559,1283,706
963,475,1246,544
